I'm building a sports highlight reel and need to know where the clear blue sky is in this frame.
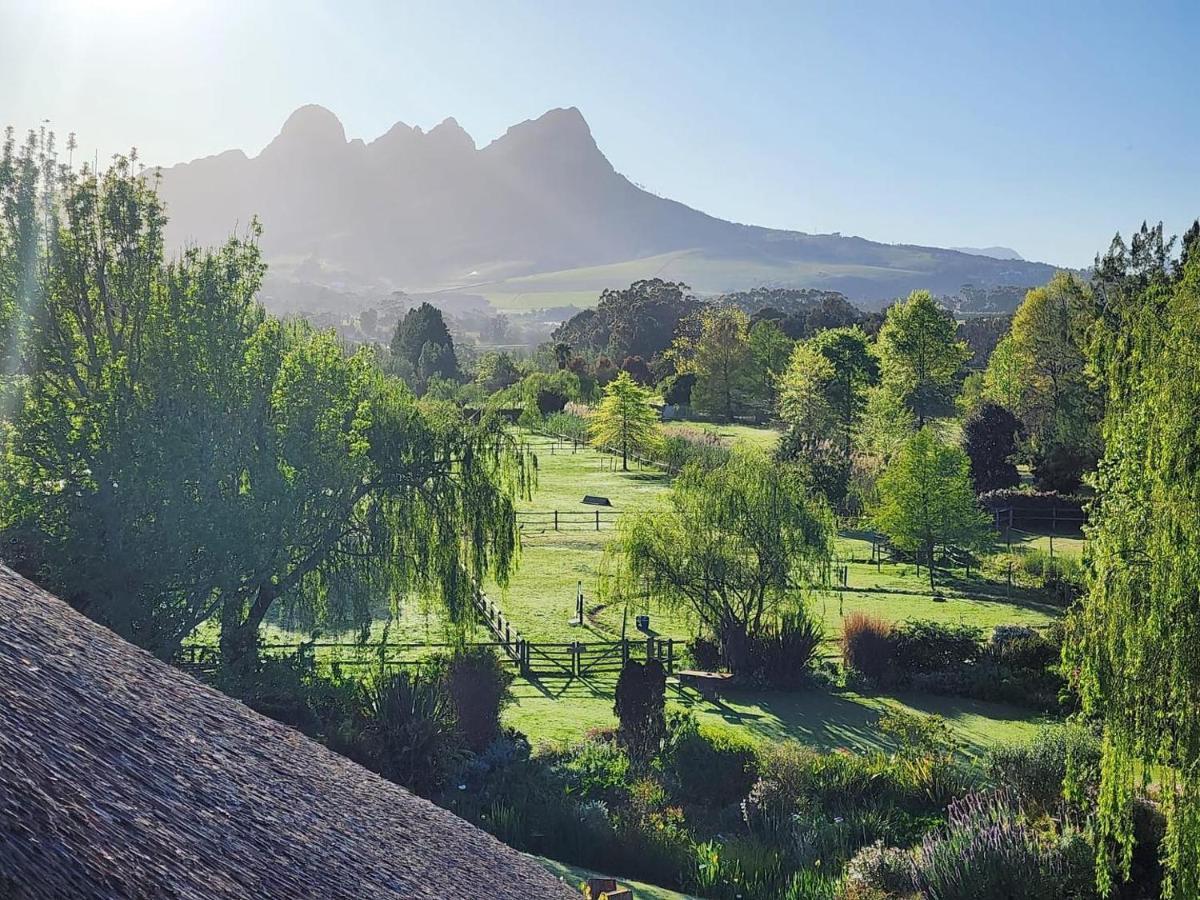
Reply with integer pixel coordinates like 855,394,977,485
2,0,1196,266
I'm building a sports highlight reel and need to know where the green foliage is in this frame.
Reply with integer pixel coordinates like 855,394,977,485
674,307,759,422
856,384,917,463
435,646,514,752
911,791,1064,900
543,409,591,443
961,402,1021,492
557,735,631,805
745,610,825,688
809,326,879,458
389,301,461,393
877,290,971,426
981,273,1099,492
340,671,464,796
606,447,832,673
747,318,794,413
614,658,667,762
985,724,1100,817
890,621,983,675
475,349,523,393
1068,235,1200,896
0,153,529,670
551,278,702,362
668,718,758,808
872,428,992,592
659,426,733,472
589,370,663,470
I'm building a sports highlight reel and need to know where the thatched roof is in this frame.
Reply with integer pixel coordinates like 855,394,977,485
0,566,576,899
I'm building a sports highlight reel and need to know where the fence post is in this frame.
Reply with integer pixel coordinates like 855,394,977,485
646,635,654,662
554,510,558,531
596,510,600,531
667,639,674,674
622,638,629,665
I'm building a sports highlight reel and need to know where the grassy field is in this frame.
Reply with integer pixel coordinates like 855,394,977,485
505,674,1048,758
215,426,1068,756
487,428,1064,753
473,247,941,313
660,420,781,451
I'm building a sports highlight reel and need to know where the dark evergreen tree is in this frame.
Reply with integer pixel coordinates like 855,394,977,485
962,402,1021,492
390,302,460,390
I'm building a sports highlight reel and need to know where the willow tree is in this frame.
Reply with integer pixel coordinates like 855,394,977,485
605,447,832,673
589,370,662,470
0,149,529,669
1067,230,1200,897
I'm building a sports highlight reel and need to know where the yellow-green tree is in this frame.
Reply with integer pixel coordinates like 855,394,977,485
982,272,1100,491
872,428,991,593
1067,229,1200,897
589,371,662,470
877,290,971,427
672,307,756,422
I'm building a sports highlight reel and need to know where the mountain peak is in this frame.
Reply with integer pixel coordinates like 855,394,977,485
263,105,347,156
427,116,475,151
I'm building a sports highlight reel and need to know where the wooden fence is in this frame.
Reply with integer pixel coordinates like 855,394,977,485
516,509,620,531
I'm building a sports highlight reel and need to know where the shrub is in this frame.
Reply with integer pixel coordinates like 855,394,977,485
841,840,916,896
911,791,1061,900
984,724,1100,816
614,658,666,762
556,736,631,805
659,428,732,472
841,613,894,681
341,671,464,796
890,620,983,675
746,611,824,688
543,410,590,443
436,646,514,752
669,719,759,809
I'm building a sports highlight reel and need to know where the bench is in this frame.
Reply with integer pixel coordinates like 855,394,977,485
676,669,734,699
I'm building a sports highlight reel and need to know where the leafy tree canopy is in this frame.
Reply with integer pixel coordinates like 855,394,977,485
390,302,461,393
1067,233,1200,897
878,290,971,427
551,279,701,363
872,428,991,592
0,147,528,673
589,370,662,470
605,447,832,673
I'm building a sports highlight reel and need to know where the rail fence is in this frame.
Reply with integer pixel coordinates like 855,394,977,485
179,582,673,682
516,509,620,531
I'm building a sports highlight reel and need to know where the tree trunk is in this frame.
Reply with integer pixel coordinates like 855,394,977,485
927,540,937,594
220,581,277,681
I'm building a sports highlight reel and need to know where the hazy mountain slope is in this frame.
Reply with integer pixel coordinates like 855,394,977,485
153,105,1061,306
951,246,1025,261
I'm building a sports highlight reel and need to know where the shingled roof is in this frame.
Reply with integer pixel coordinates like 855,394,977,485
0,565,577,900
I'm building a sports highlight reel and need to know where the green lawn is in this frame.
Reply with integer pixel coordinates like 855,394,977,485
537,857,696,900
505,674,1047,758
487,432,1061,754
660,421,782,451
